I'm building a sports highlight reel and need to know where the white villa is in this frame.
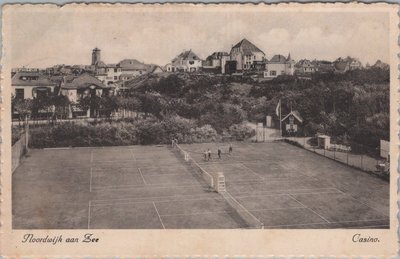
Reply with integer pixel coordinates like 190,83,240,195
264,54,295,79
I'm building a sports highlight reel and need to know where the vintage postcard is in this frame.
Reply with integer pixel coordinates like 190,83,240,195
0,2,398,257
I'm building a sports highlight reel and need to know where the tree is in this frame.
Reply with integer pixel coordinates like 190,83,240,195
51,95,70,119
13,98,33,121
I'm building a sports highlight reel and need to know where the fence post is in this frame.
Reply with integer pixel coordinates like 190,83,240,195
24,116,29,151
334,148,336,160
346,152,349,165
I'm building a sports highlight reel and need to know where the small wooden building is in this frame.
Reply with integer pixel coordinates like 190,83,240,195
281,110,304,137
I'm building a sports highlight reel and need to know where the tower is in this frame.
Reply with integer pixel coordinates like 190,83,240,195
91,48,101,66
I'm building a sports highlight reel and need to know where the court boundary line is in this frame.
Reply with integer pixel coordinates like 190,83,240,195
138,168,147,185
89,150,93,192
144,172,191,177
160,210,229,217
234,190,341,199
129,148,137,161
91,196,225,207
226,177,314,184
92,193,218,202
346,225,389,229
160,206,308,217
260,218,389,228
91,183,202,191
89,167,93,192
86,197,388,226
152,202,165,229
333,188,389,218
219,187,340,197
226,178,325,185
288,194,331,223
87,201,91,229
92,158,180,164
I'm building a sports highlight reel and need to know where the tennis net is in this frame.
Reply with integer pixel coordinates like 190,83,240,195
172,141,264,229
173,142,215,190
221,191,264,229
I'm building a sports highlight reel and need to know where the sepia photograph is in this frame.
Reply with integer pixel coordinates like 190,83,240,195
7,4,392,232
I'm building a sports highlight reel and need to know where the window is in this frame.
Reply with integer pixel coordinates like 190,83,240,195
270,71,277,76
189,61,194,65
15,88,24,99
114,76,118,80
114,68,117,73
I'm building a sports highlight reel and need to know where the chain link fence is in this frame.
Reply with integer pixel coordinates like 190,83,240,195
283,136,389,179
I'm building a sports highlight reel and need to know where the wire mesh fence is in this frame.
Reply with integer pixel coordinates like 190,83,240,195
283,136,389,178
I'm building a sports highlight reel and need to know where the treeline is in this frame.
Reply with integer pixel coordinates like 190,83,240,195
14,67,390,149
249,68,390,149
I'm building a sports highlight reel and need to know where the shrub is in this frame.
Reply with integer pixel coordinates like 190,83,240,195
227,124,255,141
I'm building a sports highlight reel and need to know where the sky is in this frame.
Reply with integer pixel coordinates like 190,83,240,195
3,5,391,68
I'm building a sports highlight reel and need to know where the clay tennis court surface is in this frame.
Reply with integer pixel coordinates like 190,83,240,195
13,142,389,229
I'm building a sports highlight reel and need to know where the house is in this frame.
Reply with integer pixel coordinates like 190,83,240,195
166,50,203,72
295,59,316,74
118,59,148,77
372,60,389,70
204,52,229,67
147,64,164,74
333,57,362,73
333,58,349,73
60,73,111,117
349,58,363,70
201,52,230,74
312,60,334,73
264,54,295,79
95,64,122,85
12,71,57,100
60,73,110,103
229,38,266,72
281,110,304,137
119,73,136,81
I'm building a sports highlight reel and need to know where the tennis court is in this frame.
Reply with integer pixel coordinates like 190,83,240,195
13,141,389,229
179,141,390,229
12,145,247,229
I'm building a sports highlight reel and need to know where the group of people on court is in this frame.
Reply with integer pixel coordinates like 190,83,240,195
203,144,233,161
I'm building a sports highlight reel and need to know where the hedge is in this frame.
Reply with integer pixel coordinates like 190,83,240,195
28,118,255,148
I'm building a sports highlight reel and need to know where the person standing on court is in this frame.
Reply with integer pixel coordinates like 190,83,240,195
218,148,221,159
203,150,207,161
229,143,233,154
207,148,211,161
